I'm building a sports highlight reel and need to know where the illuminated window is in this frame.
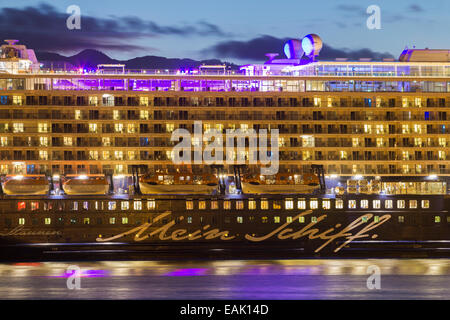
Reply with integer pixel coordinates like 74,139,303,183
311,217,318,223
236,200,244,210
122,217,128,224
13,96,22,105
89,96,98,106
274,216,280,223
397,200,405,209
409,200,417,209
287,216,293,223
109,217,116,224
89,150,99,160
140,97,149,106
362,216,368,223
44,218,51,225
140,110,149,119
72,202,78,211
166,123,175,133
336,199,343,209
64,137,73,146
186,200,194,210
147,199,156,210
285,199,294,210
435,216,441,223
132,201,142,211
30,202,39,211
39,136,48,146
262,217,268,223
348,200,356,209
374,216,380,223
127,123,136,133
115,123,124,133
248,199,256,210
83,218,90,225
75,110,82,119
89,123,98,133
298,198,306,209
398,216,404,223
361,200,369,209
310,199,318,210
199,200,206,210
373,200,381,209
114,151,123,160
273,201,282,210
108,201,116,210
224,200,231,210
121,201,129,210
113,110,120,120
421,200,430,209
322,199,330,210
187,216,193,224
237,217,243,224
211,200,218,210
385,200,393,209
18,218,25,225
261,199,269,210
0,136,7,147
299,216,305,223
39,150,48,160
102,151,110,160
13,123,24,133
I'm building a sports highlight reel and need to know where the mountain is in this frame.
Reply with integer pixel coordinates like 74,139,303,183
36,49,238,70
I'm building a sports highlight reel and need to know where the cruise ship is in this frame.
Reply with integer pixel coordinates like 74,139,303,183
0,35,450,259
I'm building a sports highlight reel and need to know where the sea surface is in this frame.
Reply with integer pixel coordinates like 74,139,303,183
1,259,450,299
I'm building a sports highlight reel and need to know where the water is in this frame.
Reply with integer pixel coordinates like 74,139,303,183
1,259,450,299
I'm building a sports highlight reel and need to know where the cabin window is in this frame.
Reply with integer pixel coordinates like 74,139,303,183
72,202,78,211
236,201,244,210
299,216,305,223
446,217,450,223
186,200,194,210
385,200,393,209
261,217,268,223
360,200,369,209
94,201,100,210
348,200,357,209
18,218,25,225
31,202,39,211
397,200,405,209
261,199,269,210
187,216,192,224
109,217,116,224
297,199,306,210
199,200,206,210
273,200,282,210
287,216,293,223
223,200,231,210
311,217,318,223
121,201,129,210
409,200,417,209
83,218,90,225
108,201,116,210
336,199,344,209
310,199,318,210
374,216,380,223
435,216,441,223
422,200,430,209
248,199,256,210
133,201,142,210
211,200,218,210
147,199,156,210
398,216,404,223
361,216,368,223
83,201,89,210
122,217,128,224
44,202,52,211
373,200,381,209
17,202,26,211
274,216,280,223
44,218,51,225
237,217,243,224
322,199,331,210
70,218,77,224
285,199,294,210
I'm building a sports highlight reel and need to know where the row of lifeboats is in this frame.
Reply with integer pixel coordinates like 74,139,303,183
0,173,321,195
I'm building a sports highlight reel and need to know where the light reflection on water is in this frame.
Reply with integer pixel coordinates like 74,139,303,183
1,259,450,299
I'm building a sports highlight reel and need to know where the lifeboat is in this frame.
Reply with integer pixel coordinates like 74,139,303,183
62,175,109,195
139,173,218,194
2,175,49,195
241,173,320,194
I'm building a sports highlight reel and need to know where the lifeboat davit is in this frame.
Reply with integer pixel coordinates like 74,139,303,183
2,175,50,195
241,173,320,194
139,173,218,194
62,175,109,195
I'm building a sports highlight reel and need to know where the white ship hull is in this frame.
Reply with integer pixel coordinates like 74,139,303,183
2,184,49,195
63,184,109,195
241,183,319,194
139,182,217,194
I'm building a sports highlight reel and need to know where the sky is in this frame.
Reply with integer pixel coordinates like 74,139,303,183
1,0,449,63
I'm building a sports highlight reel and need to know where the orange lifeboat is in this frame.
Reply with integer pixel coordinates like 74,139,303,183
241,173,320,194
62,175,109,195
2,175,49,195
139,173,218,194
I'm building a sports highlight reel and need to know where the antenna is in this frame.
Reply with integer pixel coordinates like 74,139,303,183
265,53,279,62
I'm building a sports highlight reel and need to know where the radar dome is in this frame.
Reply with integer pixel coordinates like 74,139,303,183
301,34,322,58
283,39,304,59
